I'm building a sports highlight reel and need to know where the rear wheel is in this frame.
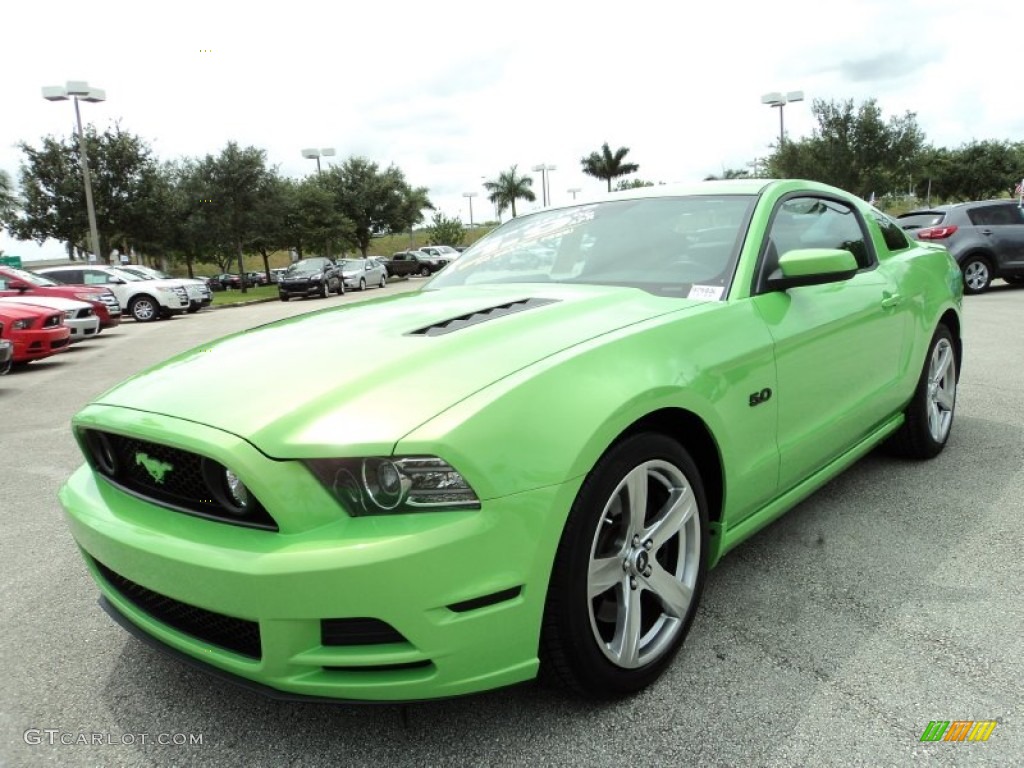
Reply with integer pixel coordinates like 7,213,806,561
319,281,329,298
961,255,992,294
540,433,708,698
359,278,366,291
419,266,430,277
129,295,159,322
279,294,290,302
886,325,957,459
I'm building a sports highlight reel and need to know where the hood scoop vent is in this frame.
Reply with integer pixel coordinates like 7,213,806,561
408,297,560,337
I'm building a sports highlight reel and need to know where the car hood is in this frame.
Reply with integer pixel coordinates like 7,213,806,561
0,296,91,312
0,303,53,321
93,284,706,457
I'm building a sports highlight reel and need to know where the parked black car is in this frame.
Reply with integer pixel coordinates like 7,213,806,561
898,201,1024,294
278,258,343,301
382,251,446,278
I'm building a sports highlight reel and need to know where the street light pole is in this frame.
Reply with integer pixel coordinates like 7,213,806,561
301,147,335,175
760,90,804,147
43,81,105,262
463,192,478,227
532,163,557,206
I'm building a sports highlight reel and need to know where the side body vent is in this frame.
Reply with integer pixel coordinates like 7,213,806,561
408,298,559,337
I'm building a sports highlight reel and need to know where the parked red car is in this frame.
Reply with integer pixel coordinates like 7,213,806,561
0,303,71,364
0,266,122,329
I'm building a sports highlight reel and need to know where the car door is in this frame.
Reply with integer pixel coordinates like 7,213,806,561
750,195,912,491
966,203,1024,271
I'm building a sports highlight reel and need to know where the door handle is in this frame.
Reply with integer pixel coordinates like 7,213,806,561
979,229,993,235
880,294,902,309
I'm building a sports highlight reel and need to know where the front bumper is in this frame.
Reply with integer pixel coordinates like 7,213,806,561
66,315,101,342
9,328,71,362
279,279,326,297
59,412,569,701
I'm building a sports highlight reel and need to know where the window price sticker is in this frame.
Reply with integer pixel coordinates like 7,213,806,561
687,284,724,301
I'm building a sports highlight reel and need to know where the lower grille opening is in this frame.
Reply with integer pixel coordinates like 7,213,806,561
321,618,406,646
447,586,523,613
323,661,433,673
93,558,262,659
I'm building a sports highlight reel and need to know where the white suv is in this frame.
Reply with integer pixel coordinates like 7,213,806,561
117,265,213,313
36,265,190,322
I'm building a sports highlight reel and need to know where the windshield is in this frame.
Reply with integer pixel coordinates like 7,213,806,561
109,268,144,282
427,196,755,296
7,267,58,286
897,211,947,230
288,259,327,272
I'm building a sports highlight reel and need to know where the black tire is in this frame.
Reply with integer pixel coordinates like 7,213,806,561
280,294,290,302
129,295,159,322
886,325,957,459
319,281,329,299
960,255,992,295
419,266,430,277
359,278,366,291
335,279,344,296
540,433,709,698
379,274,387,288
186,305,200,314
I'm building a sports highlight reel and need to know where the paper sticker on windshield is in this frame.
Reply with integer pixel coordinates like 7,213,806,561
687,285,724,301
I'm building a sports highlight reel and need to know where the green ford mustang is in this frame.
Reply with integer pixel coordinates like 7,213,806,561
60,179,963,701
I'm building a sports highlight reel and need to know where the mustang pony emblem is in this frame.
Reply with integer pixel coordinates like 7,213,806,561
135,452,173,484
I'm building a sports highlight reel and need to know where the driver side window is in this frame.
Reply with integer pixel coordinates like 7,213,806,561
764,196,872,274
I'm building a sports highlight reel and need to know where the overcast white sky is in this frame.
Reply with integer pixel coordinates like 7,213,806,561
3,0,1023,260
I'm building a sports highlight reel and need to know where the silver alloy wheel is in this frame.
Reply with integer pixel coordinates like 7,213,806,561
927,337,956,443
963,260,989,291
131,297,156,321
380,274,386,288
587,460,701,669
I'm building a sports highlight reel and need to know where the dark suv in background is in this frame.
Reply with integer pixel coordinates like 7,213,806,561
898,201,1024,293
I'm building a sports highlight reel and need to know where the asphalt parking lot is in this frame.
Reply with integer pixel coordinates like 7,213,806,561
1,280,1021,768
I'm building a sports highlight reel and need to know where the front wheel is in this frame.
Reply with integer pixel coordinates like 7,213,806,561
319,281,329,298
419,266,430,277
961,255,992,294
359,278,366,291
379,274,387,288
540,433,708,698
886,325,957,459
129,295,159,322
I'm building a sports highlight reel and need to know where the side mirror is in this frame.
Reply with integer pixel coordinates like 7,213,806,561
9,280,30,292
766,248,858,291
108,277,126,284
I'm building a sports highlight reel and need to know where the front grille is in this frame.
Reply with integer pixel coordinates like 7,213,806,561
93,558,262,659
82,430,278,531
75,308,94,319
51,338,70,350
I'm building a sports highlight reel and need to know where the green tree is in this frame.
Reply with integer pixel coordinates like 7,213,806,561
615,178,656,190
195,142,276,292
703,168,751,181
768,98,926,198
580,143,639,191
321,157,433,256
11,125,166,262
425,211,465,246
483,165,536,218
0,170,17,230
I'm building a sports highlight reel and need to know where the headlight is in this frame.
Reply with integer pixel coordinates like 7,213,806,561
73,292,97,302
306,456,480,516
201,460,256,517
12,319,30,330
64,311,74,321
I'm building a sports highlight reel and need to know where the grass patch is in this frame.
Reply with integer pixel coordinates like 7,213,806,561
210,285,279,305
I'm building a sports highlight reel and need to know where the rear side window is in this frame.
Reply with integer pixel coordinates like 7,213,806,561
872,211,911,252
897,211,946,230
48,269,84,283
966,204,1024,226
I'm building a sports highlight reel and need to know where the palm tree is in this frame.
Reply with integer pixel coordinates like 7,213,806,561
580,143,639,191
483,165,536,218
703,168,752,181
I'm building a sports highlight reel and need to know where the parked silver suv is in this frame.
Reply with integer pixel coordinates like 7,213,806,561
898,201,1024,293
